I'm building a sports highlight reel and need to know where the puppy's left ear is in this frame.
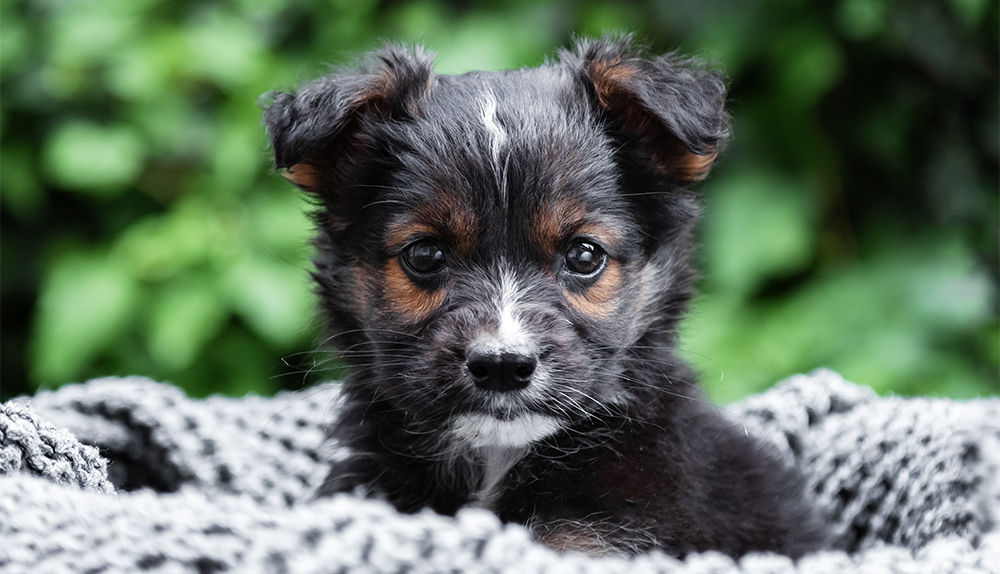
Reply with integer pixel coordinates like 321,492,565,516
565,37,730,184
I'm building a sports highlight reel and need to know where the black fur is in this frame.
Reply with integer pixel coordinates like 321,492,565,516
265,35,829,558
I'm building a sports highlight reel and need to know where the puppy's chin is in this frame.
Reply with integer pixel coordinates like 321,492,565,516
452,412,563,448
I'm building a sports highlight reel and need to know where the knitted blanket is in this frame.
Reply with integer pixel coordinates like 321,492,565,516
1,370,998,573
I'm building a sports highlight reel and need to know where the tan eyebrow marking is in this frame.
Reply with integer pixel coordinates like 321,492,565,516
532,198,625,267
532,198,587,265
386,222,438,251
531,199,626,318
386,194,479,256
380,193,475,321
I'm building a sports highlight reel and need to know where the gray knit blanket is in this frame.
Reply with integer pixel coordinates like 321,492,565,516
2,370,998,573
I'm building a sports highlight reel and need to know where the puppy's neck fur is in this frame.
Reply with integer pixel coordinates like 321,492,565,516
462,445,526,510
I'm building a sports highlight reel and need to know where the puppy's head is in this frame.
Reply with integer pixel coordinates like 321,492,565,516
265,36,728,450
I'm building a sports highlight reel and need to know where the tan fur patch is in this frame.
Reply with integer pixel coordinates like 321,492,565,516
532,198,587,264
565,260,622,318
282,163,322,190
671,148,718,182
382,258,445,320
590,59,635,109
421,194,478,256
387,194,479,256
385,222,438,252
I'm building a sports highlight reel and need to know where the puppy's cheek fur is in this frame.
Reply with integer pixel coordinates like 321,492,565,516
564,260,623,318
352,264,375,319
381,259,446,320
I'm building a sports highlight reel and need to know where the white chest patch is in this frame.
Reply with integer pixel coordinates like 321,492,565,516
452,412,562,449
469,444,524,509
451,416,561,509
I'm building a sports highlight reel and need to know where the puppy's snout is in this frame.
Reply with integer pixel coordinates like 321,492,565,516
466,348,537,392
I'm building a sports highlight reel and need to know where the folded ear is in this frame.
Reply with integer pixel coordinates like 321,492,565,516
563,36,730,184
263,45,435,192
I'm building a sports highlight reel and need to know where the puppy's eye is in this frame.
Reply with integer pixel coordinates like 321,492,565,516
564,240,606,275
401,240,446,275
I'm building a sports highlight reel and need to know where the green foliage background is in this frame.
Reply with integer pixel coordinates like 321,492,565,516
2,0,997,402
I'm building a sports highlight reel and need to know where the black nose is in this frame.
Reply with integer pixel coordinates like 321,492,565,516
466,349,537,392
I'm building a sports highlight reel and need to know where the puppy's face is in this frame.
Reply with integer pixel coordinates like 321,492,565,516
265,40,729,450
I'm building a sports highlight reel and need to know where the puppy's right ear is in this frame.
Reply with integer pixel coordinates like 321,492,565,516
263,45,435,192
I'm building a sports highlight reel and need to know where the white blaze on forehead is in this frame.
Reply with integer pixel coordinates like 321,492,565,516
479,89,506,167
479,88,508,202
453,413,562,448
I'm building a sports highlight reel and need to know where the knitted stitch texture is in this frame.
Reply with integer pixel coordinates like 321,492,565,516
1,370,997,573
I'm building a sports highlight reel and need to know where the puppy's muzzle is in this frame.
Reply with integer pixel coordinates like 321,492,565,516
466,348,538,392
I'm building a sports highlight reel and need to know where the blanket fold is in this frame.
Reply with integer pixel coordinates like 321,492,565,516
2,370,998,573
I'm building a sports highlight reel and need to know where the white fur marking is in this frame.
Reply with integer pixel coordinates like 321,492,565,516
470,266,533,356
479,89,508,202
480,89,506,168
452,413,562,448
472,445,524,508
496,267,526,345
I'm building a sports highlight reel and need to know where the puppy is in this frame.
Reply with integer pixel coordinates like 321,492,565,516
264,36,829,558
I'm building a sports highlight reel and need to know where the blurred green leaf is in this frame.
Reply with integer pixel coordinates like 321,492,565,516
43,121,147,195
0,2,28,78
32,253,138,383
224,256,315,348
106,29,179,102
130,93,211,159
148,277,227,371
210,113,268,198
837,0,888,40
116,200,217,281
45,2,138,69
702,169,817,296
948,0,991,27
687,235,996,402
2,0,995,401
577,4,644,39
246,187,313,258
773,26,844,110
0,144,45,220
185,10,266,89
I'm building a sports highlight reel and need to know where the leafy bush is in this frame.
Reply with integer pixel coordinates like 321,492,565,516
1,0,996,401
